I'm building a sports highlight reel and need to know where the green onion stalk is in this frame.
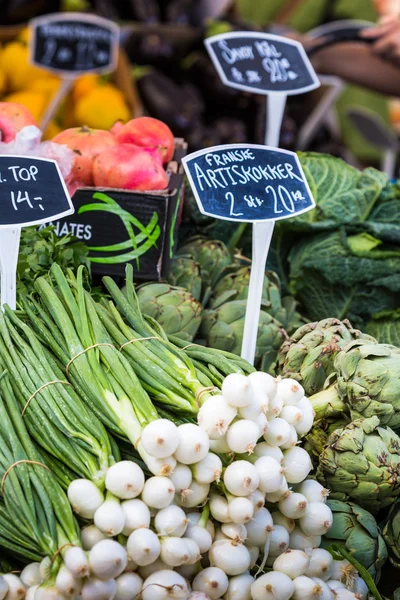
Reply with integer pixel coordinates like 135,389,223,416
0,306,117,490
0,371,82,590
23,266,158,463
100,266,252,407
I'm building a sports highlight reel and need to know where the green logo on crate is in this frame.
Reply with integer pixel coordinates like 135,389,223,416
78,192,161,268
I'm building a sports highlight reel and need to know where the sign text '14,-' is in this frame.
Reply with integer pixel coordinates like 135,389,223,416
0,164,45,213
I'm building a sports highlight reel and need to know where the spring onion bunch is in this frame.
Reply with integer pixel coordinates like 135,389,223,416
0,372,84,597
11,370,365,599
0,307,116,490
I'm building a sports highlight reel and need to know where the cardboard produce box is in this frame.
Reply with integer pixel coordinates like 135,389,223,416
47,139,187,281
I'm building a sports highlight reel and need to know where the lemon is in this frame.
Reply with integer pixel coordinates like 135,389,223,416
2,42,47,92
74,85,131,129
4,91,48,122
31,77,61,100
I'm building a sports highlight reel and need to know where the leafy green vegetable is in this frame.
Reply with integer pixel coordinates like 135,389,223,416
16,226,90,295
274,154,400,341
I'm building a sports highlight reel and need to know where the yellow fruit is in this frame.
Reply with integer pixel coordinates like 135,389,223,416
0,70,6,96
2,42,48,92
17,27,30,44
74,85,131,130
4,91,48,122
31,78,61,100
43,120,62,140
72,74,101,103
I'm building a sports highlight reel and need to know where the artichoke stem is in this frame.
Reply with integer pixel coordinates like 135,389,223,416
305,428,329,455
310,384,348,420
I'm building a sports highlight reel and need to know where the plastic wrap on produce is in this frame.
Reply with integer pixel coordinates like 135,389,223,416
0,125,75,190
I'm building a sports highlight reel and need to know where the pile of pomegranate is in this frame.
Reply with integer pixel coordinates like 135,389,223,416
0,101,175,196
53,117,175,195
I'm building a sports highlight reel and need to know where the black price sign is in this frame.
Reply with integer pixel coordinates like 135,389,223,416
182,144,315,223
30,13,119,75
205,32,319,95
0,156,74,228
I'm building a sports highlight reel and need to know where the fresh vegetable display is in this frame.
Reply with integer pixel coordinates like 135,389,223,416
1,12,400,594
0,264,375,598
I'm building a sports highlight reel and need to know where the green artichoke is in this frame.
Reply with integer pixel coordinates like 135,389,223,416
276,318,376,396
382,501,400,567
334,340,400,431
316,416,400,514
200,299,287,369
167,256,202,301
321,499,388,581
176,237,232,304
136,283,203,342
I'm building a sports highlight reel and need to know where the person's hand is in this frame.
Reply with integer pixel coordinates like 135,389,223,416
361,16,400,67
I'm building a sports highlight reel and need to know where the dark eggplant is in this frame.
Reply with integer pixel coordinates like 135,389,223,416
126,0,160,22
137,70,204,136
213,118,248,145
0,0,61,24
164,0,196,25
183,52,251,112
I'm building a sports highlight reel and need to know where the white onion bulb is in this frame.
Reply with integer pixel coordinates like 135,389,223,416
94,499,126,536
141,419,179,458
114,572,143,600
278,492,308,519
67,479,104,519
192,567,228,600
251,571,294,600
273,549,310,579
141,476,175,509
198,395,237,439
122,499,151,535
174,424,210,465
245,508,273,547
127,528,161,566
226,419,260,454
141,570,189,600
89,540,127,580
263,418,292,447
154,505,188,537
276,379,304,405
209,540,251,576
271,511,295,533
299,502,333,536
228,497,254,524
268,525,290,557
223,461,259,497
222,373,252,408
283,447,313,484
254,456,285,493
305,548,333,581
297,480,329,504
105,461,145,500
289,526,321,551
225,572,254,600
192,453,222,484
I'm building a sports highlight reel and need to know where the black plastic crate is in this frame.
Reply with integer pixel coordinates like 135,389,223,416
50,138,187,281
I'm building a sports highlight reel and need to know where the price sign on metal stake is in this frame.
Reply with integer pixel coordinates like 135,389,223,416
29,13,120,133
203,33,318,366
0,156,74,310
182,144,315,366
204,31,320,147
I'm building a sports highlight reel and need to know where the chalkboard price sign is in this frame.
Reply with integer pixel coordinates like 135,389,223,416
30,13,119,75
182,144,315,223
0,155,74,228
205,31,319,95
